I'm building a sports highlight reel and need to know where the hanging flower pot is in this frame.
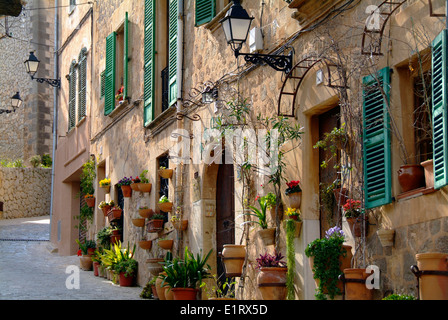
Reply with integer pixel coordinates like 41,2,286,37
121,185,132,197
397,164,425,193
269,203,284,222
285,180,302,209
412,253,448,300
139,183,152,193
342,268,374,300
221,244,246,277
108,207,122,222
139,240,152,250
346,216,368,238
158,201,173,213
101,205,111,217
420,159,434,188
147,216,164,232
99,178,111,193
132,218,145,228
257,228,276,246
172,219,188,231
159,168,173,179
138,207,153,219
377,228,395,247
85,196,95,208
158,239,174,250
131,182,140,191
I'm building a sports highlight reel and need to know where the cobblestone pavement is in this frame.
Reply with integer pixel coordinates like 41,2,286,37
0,216,143,300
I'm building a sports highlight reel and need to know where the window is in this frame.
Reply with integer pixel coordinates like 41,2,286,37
68,48,88,131
413,70,432,163
195,0,230,26
68,60,77,131
78,48,87,121
70,0,76,12
104,12,129,116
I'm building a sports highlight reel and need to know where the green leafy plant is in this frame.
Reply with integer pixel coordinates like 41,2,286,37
41,154,52,168
76,239,96,255
140,169,149,183
158,195,170,203
245,195,269,229
29,155,42,168
97,226,112,249
80,159,96,196
382,293,416,300
285,219,296,300
305,226,347,300
313,124,348,169
150,213,165,220
200,274,236,299
115,258,138,278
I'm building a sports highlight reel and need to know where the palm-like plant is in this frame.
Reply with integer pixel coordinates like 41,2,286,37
245,196,268,229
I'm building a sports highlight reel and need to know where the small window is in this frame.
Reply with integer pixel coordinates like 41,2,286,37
70,0,76,12
100,71,105,98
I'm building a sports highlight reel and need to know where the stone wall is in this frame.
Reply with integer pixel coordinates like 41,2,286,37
0,167,52,219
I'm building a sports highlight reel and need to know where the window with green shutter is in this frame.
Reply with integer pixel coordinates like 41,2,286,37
144,0,155,125
168,0,178,107
431,29,448,189
68,60,77,130
104,32,116,116
363,67,393,209
123,12,129,100
195,0,215,26
78,48,87,121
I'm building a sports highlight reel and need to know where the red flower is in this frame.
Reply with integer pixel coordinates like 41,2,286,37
77,249,82,257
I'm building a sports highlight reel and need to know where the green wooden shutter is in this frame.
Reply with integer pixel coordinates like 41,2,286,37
432,29,448,189
123,12,129,100
78,48,87,121
168,0,178,107
363,67,393,209
195,0,215,26
144,0,155,125
68,61,77,130
105,32,116,116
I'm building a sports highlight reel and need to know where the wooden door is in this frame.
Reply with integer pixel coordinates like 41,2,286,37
318,106,341,237
216,163,235,281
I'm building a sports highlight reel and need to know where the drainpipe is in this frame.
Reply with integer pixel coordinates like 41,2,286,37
49,0,59,241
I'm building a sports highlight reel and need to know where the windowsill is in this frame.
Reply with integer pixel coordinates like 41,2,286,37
144,106,177,141
396,186,436,202
204,2,233,33
108,99,129,118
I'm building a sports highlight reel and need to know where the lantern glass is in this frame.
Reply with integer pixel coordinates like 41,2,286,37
24,52,40,76
11,92,22,109
220,1,254,52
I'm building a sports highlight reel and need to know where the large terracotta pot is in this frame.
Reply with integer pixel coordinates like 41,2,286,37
164,287,174,300
420,159,434,188
257,267,288,300
171,288,198,300
415,253,448,300
139,183,152,193
119,272,135,287
287,192,302,209
397,164,425,193
79,255,93,271
121,185,132,197
155,273,167,300
221,244,246,277
342,268,373,300
257,228,276,246
309,245,353,295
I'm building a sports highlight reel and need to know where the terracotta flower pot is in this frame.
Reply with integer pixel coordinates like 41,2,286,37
139,240,152,250
171,288,198,300
101,185,110,193
110,234,121,244
138,183,152,193
155,273,167,300
420,159,434,188
414,253,448,300
172,219,188,231
221,244,246,277
342,268,373,300
159,168,173,179
147,258,164,276
346,216,368,238
287,192,302,209
131,183,140,191
158,239,173,250
119,272,135,287
85,197,95,208
158,201,173,212
147,219,164,232
165,287,174,300
257,228,276,246
139,208,154,219
79,255,93,271
377,229,395,247
397,164,425,193
108,208,122,222
257,267,288,300
269,203,284,222
101,205,111,216
121,185,132,197
132,218,145,228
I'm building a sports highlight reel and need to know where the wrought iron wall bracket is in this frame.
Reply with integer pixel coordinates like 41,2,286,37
31,76,61,88
236,51,293,74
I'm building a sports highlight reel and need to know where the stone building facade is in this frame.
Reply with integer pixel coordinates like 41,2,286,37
50,0,448,300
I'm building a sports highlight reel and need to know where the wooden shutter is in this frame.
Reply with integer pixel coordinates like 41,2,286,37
195,0,215,26
68,61,77,130
78,48,87,121
363,67,393,209
432,29,448,189
144,0,155,125
104,32,116,116
123,12,129,100
168,0,178,107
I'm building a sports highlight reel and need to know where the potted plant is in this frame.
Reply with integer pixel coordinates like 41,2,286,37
138,205,153,219
99,178,111,193
397,164,425,193
117,176,132,197
115,258,138,287
343,199,364,237
420,159,434,188
341,268,374,300
110,226,122,244
284,207,302,238
158,237,174,250
76,239,96,271
147,213,165,232
84,194,95,208
285,180,302,209
131,176,141,191
159,166,173,179
264,192,282,221
201,274,236,300
256,251,288,300
91,250,102,276
107,204,123,222
411,252,448,300
97,226,112,249
139,239,152,250
170,207,188,230
382,293,416,300
132,218,145,228
160,247,212,300
158,195,173,212
247,195,275,246
305,226,353,300
98,200,111,216
115,85,124,105
138,169,152,192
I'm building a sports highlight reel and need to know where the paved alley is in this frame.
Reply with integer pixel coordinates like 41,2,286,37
0,216,143,300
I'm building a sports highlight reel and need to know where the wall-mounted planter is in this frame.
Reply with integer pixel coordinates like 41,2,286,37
284,220,302,238
131,183,140,191
377,229,395,247
100,185,110,193
257,228,276,246
85,197,95,208
132,218,145,228
159,168,173,179
172,219,188,231
121,185,132,197
139,240,152,250
139,208,153,219
287,192,302,209
158,239,174,250
139,183,152,193
158,202,173,213
147,219,164,232
107,208,122,222
101,205,112,217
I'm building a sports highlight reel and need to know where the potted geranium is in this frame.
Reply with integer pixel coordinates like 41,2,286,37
158,195,173,212
343,199,364,237
76,239,96,271
285,180,302,209
99,178,111,193
305,226,353,300
256,252,288,300
138,169,152,193
115,85,124,105
131,176,141,191
117,177,132,197
84,194,95,208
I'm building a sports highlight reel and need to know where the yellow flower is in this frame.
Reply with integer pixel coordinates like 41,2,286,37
285,207,300,217
99,178,111,187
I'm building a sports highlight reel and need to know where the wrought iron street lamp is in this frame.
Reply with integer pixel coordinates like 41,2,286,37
24,51,61,88
0,92,22,114
220,0,293,74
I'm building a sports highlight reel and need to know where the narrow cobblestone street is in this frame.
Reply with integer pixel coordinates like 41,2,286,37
0,216,143,300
